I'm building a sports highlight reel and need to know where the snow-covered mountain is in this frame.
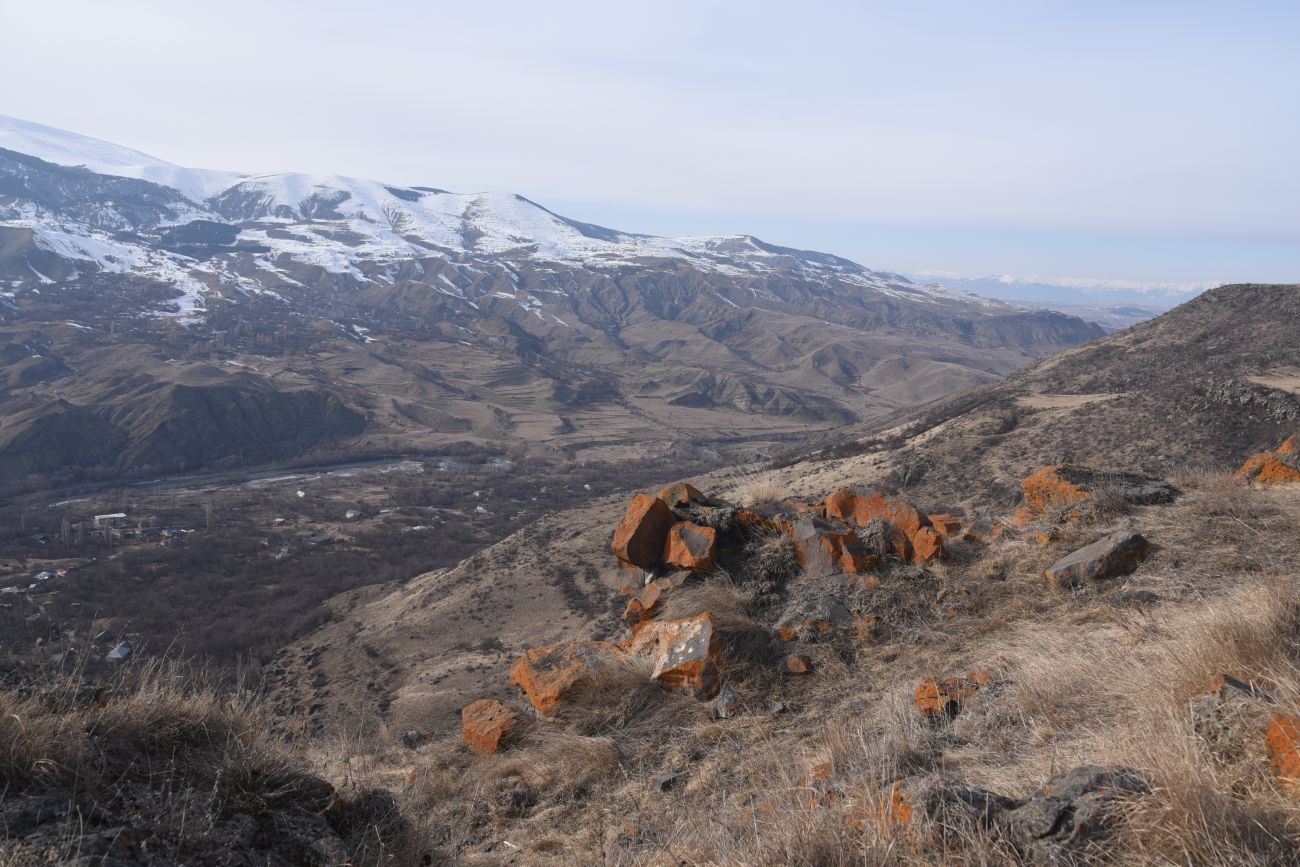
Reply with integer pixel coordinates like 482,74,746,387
2,114,1004,322
0,116,1105,489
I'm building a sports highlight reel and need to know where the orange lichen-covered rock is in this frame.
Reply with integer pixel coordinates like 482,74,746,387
837,541,877,574
781,514,859,576
628,612,722,699
462,698,519,754
1280,435,1298,455
662,521,717,571
622,577,668,629
1021,465,1093,517
914,670,992,719
1236,446,1300,486
611,493,677,568
781,654,814,675
926,513,965,539
1267,713,1300,792
824,488,932,539
911,526,945,564
823,487,889,525
508,641,624,716
658,481,709,509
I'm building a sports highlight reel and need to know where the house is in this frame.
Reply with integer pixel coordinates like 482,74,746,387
94,513,129,528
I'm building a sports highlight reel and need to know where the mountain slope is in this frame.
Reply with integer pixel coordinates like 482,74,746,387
0,116,1103,490
264,283,1299,737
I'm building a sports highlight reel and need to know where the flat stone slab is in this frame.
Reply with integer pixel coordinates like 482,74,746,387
1045,530,1150,589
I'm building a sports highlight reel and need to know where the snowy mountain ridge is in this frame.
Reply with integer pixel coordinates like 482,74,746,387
0,114,1002,320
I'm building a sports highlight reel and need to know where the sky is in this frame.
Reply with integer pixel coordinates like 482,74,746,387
3,0,1297,290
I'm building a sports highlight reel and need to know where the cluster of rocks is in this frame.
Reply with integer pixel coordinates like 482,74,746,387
460,480,980,753
1236,434,1300,485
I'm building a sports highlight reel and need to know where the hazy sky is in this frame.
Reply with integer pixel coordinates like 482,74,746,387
4,1,1297,286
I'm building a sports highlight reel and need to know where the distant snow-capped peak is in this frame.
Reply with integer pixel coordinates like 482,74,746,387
1,114,1011,318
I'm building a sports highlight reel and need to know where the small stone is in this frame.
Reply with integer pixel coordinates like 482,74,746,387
781,654,814,675
651,772,685,792
713,683,746,719
1267,713,1300,792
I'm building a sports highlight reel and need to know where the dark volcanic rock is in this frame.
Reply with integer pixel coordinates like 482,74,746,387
1045,530,1151,589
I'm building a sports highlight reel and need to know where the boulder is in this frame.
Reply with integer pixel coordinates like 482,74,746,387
611,493,676,568
1236,439,1300,485
662,521,717,572
781,514,860,577
1003,765,1149,862
628,612,722,699
658,482,711,509
1019,465,1177,523
508,640,625,716
1044,530,1151,589
911,526,945,564
461,698,519,754
1267,713,1300,792
914,670,992,720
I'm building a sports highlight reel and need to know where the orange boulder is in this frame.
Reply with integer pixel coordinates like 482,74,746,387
782,514,858,576
628,612,722,699
1267,713,1300,792
927,513,966,539
508,641,624,716
662,521,717,572
462,698,519,754
1236,449,1300,486
611,493,677,567
911,526,945,564
1280,435,1298,455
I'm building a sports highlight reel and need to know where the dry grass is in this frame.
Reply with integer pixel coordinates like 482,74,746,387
716,465,787,507
338,476,1300,865
10,474,1300,865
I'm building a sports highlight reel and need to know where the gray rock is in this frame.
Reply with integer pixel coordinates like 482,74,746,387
1045,531,1151,589
1003,765,1149,863
888,776,1021,831
651,771,685,792
712,683,745,719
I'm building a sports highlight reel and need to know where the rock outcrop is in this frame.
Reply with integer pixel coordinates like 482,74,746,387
1236,435,1300,485
1014,465,1177,528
